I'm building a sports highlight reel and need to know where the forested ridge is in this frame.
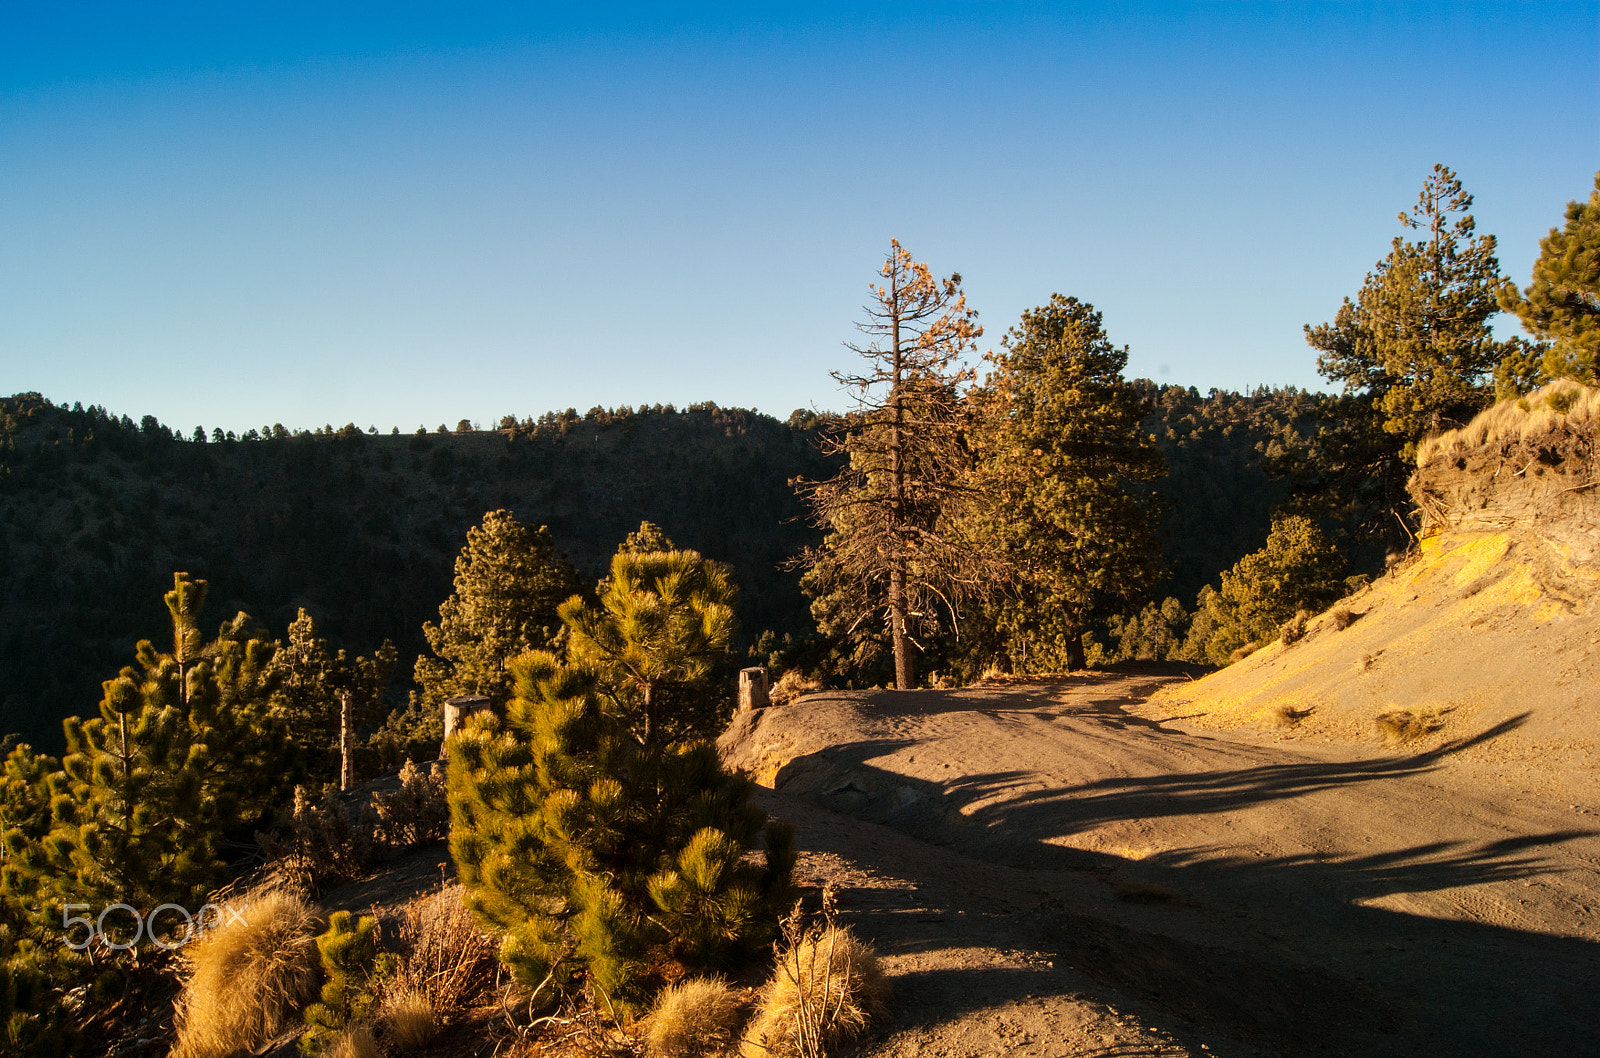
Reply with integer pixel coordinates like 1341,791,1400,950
0,385,1317,749
0,398,831,747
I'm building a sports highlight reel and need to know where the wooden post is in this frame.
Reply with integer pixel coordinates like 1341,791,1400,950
339,690,353,791
443,695,492,757
738,667,770,712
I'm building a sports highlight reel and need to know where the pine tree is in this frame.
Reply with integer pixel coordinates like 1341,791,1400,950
1499,171,1600,384
1310,164,1510,445
1303,164,1515,550
795,240,990,689
562,547,736,746
269,609,396,786
448,538,793,1013
415,510,583,713
5,574,295,950
967,295,1165,672
300,911,395,1054
1180,515,1346,665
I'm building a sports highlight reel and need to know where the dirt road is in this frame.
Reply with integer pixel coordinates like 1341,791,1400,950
720,671,1600,1057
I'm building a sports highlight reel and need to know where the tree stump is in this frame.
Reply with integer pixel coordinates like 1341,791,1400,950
738,667,770,712
443,695,492,756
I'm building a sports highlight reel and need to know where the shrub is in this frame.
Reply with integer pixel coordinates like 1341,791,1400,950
172,889,321,1058
1280,609,1310,646
1375,708,1449,744
260,786,380,892
300,912,396,1055
378,987,437,1050
370,759,448,847
644,976,746,1058
383,885,497,1024
1328,608,1355,631
740,914,886,1058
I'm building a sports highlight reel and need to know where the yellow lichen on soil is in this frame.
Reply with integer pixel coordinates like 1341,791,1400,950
1450,533,1511,586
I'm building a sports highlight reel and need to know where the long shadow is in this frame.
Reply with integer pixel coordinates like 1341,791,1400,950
767,707,1600,1057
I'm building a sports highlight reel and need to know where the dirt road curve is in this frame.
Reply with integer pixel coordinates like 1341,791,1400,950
720,671,1600,1057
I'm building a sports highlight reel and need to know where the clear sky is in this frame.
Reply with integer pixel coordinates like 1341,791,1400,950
1,2,1596,433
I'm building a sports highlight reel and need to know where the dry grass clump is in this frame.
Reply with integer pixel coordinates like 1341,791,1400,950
171,888,321,1058
1375,707,1451,744
1279,610,1310,646
384,885,499,1023
740,906,887,1058
379,986,438,1050
1275,704,1316,728
1328,607,1356,631
1227,642,1259,664
326,1023,381,1058
770,668,823,705
1415,380,1600,466
644,976,746,1058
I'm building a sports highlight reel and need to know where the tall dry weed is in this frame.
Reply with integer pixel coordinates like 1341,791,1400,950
383,884,499,1023
171,888,321,1058
740,890,887,1058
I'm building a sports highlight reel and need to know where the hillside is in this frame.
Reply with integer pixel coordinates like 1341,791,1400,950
0,385,1323,750
0,396,833,747
1142,381,1600,799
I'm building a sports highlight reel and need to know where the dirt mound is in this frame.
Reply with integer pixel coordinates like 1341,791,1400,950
1146,383,1600,797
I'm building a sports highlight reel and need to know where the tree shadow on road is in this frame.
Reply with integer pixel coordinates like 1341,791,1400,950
766,705,1600,1057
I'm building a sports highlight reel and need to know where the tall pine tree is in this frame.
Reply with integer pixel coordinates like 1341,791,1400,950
795,240,992,689
415,511,583,713
1301,164,1517,552
967,295,1165,672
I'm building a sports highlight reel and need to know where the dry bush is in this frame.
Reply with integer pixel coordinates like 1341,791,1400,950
326,1023,381,1058
384,885,499,1024
379,986,438,1050
1227,642,1259,664
259,784,381,891
1375,708,1449,744
1275,704,1316,728
741,895,887,1058
644,976,746,1058
1279,610,1310,646
1328,608,1355,631
171,888,321,1058
371,759,449,847
769,668,822,705
1415,380,1600,465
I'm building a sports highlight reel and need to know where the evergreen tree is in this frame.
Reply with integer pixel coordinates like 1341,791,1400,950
269,609,396,785
795,240,990,689
1180,515,1347,665
562,546,737,747
5,575,294,949
1499,171,1600,384
1309,164,1510,445
448,538,793,1012
967,295,1165,672
1302,164,1515,550
415,510,583,713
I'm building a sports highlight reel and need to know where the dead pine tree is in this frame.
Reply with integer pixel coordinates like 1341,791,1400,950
794,239,997,690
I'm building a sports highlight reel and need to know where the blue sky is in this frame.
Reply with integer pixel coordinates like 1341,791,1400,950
1,2,1596,433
